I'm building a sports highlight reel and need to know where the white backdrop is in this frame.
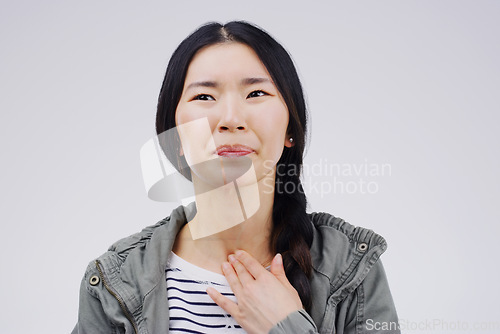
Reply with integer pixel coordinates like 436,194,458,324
1,1,499,333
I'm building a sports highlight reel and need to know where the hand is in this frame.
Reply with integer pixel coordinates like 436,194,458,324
206,250,303,334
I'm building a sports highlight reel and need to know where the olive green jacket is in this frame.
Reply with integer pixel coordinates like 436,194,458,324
72,203,400,334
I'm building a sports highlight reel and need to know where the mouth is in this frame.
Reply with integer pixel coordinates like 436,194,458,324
215,144,255,157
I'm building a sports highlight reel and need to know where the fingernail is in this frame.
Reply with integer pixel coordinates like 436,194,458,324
275,253,282,265
235,250,243,257
222,262,230,271
228,254,236,263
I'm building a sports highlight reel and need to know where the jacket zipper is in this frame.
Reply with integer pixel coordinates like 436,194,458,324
95,260,139,334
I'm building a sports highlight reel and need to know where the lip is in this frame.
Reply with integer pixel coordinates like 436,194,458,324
215,144,255,157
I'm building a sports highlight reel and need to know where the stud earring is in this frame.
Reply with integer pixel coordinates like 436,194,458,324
289,137,293,143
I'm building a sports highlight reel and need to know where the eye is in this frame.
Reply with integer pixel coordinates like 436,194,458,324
247,90,269,98
192,94,215,101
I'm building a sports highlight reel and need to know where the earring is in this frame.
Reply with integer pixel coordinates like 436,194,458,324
289,137,294,143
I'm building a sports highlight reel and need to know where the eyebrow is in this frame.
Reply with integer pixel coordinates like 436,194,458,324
186,81,218,90
186,77,271,91
241,77,271,86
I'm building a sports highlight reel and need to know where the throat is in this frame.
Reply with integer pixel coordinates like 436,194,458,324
172,213,274,275
173,169,276,274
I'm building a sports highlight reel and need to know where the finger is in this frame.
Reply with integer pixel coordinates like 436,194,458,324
221,261,243,295
270,253,288,284
206,286,239,316
234,250,268,279
228,254,255,284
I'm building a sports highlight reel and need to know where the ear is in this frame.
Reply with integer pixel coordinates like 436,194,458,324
284,135,295,148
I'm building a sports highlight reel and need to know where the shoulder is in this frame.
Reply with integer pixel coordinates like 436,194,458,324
82,203,194,284
306,212,400,331
307,211,388,284
78,216,172,300
91,216,170,271
76,204,194,322
308,211,387,252
98,203,194,263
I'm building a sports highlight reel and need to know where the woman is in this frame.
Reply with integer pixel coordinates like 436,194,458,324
73,21,400,334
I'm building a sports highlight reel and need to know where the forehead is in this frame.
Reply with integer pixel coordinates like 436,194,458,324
184,42,271,82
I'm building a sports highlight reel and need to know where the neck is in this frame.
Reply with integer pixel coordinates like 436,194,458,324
173,169,276,273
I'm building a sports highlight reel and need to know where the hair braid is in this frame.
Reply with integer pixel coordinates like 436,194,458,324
271,162,313,312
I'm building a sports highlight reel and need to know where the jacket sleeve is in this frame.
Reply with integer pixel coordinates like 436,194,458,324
71,265,117,334
269,260,400,334
268,308,318,334
340,260,401,334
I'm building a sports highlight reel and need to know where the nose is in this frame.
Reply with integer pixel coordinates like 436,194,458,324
217,97,247,133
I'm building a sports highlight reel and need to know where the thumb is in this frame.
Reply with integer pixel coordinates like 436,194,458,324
270,253,287,283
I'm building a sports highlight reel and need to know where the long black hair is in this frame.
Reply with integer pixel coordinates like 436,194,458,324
156,21,314,312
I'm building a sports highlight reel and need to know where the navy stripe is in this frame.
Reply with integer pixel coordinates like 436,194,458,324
169,328,205,334
167,287,208,295
169,306,227,318
168,296,218,306
170,317,227,328
167,286,235,296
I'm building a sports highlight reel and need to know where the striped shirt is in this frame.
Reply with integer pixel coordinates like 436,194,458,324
166,251,247,333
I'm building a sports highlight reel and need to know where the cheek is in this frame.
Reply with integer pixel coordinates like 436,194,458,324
176,104,219,130
261,103,289,139
175,107,217,165
257,102,289,158
175,105,192,126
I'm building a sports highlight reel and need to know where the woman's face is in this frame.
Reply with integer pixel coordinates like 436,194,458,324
175,42,291,187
